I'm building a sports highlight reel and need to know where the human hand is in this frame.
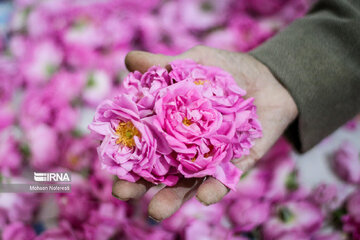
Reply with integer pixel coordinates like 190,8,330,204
112,46,298,221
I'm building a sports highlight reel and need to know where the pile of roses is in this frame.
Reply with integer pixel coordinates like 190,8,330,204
1,0,360,239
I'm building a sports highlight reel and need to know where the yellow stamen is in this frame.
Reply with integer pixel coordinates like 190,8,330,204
194,79,207,85
182,117,193,126
115,121,141,148
68,155,80,166
191,156,197,162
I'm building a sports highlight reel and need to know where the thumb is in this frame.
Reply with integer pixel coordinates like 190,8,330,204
125,51,174,73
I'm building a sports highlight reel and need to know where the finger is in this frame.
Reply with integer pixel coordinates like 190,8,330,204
148,178,202,221
125,51,174,73
124,47,203,73
196,177,229,206
112,178,153,201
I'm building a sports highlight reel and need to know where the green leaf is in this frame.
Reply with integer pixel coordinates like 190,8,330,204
278,207,294,223
46,64,57,78
20,144,31,158
87,73,96,87
285,171,299,191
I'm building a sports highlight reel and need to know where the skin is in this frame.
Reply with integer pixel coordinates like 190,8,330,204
112,46,299,221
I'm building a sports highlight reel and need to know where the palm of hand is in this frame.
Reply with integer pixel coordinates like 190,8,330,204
112,46,298,221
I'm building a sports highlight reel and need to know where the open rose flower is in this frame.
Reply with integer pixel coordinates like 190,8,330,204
89,94,178,185
149,80,240,189
121,66,170,117
332,141,360,184
169,60,262,158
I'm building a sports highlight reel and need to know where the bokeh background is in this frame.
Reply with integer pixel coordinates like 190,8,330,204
0,0,360,239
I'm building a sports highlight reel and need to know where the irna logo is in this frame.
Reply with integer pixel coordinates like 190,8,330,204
34,172,71,182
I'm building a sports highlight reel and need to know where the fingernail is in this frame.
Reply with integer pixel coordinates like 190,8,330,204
112,192,129,201
148,215,160,223
196,195,210,206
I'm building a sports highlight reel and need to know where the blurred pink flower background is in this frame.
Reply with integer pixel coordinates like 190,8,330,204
0,0,359,239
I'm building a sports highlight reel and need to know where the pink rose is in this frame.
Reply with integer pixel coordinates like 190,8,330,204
0,192,39,223
0,132,22,176
89,94,178,185
137,14,198,55
121,66,170,117
0,57,20,104
245,0,289,15
56,176,95,227
332,142,360,184
162,198,224,232
234,168,269,198
26,124,59,171
346,191,360,224
82,69,113,107
2,222,36,240
83,202,128,240
60,135,97,171
263,156,298,201
229,15,273,52
184,220,239,240
20,86,78,133
21,39,63,85
123,220,174,240
263,200,323,239
169,60,262,158
89,158,114,201
310,183,338,208
151,81,240,189
228,196,270,231
0,103,16,131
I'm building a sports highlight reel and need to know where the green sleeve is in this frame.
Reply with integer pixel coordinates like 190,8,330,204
250,0,360,152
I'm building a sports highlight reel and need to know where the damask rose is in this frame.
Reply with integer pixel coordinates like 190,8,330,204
89,95,178,185
90,60,262,190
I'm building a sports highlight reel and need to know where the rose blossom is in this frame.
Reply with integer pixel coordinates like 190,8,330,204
341,214,360,240
2,222,36,240
228,195,270,231
234,168,269,198
150,81,240,189
89,94,178,185
26,124,59,171
0,192,39,223
162,198,225,232
123,220,174,240
0,131,22,176
121,66,170,117
346,191,360,224
20,86,78,133
310,183,338,208
82,69,112,107
332,141,360,184
184,220,241,240
169,60,262,158
21,39,63,85
262,200,323,239
83,202,128,240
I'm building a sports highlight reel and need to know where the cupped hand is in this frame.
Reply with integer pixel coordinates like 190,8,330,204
112,46,298,221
